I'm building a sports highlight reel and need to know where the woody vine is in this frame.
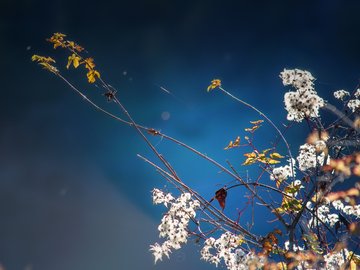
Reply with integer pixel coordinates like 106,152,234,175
32,33,360,270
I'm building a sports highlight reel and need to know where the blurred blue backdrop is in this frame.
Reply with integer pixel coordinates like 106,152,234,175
1,0,360,269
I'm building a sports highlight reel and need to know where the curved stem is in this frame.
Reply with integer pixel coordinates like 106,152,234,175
218,86,295,181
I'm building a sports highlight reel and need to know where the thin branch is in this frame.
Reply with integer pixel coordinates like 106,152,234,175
218,86,295,182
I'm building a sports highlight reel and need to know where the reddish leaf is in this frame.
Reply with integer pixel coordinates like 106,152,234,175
215,188,227,210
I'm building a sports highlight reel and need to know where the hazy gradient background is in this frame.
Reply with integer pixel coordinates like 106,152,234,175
2,0,360,269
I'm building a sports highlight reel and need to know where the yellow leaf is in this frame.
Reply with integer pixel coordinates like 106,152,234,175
267,158,281,164
250,120,264,125
84,58,96,70
284,183,302,194
243,157,256,166
47,33,66,49
270,152,285,159
86,69,100,83
274,206,286,214
207,79,221,92
245,125,260,132
233,136,240,146
52,32,66,39
276,179,283,188
31,55,55,63
32,55,58,73
277,196,303,214
262,148,272,154
66,54,82,69
224,136,240,150
244,152,256,158
224,141,234,150
73,57,80,68
66,40,84,52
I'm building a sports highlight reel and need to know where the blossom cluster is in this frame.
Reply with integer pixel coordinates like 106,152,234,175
332,200,360,218
270,158,296,182
306,197,360,231
297,143,328,171
333,89,350,101
152,188,174,207
334,88,360,112
280,69,325,122
347,99,360,112
149,189,200,263
306,201,339,228
323,248,350,270
284,240,304,252
200,232,262,270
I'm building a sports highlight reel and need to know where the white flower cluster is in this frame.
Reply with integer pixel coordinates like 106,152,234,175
323,248,350,270
200,232,261,270
297,143,328,171
270,159,296,181
284,240,304,252
347,99,360,112
355,89,360,98
306,199,360,229
306,201,339,227
332,200,360,218
280,69,325,122
152,188,175,207
333,88,360,112
333,89,350,100
280,68,315,89
149,190,200,264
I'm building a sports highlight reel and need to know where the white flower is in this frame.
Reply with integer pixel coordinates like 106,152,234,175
200,232,262,269
270,159,296,182
343,205,353,215
323,248,350,269
306,201,313,209
281,69,325,122
149,242,171,264
347,99,360,112
284,240,304,251
284,90,325,122
297,143,328,171
354,204,360,217
308,204,328,227
332,200,344,210
327,214,339,227
152,188,174,207
332,200,360,218
150,191,200,263
333,89,350,100
355,88,360,98
280,69,315,90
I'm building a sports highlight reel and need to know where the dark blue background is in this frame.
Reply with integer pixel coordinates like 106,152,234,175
1,0,360,269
